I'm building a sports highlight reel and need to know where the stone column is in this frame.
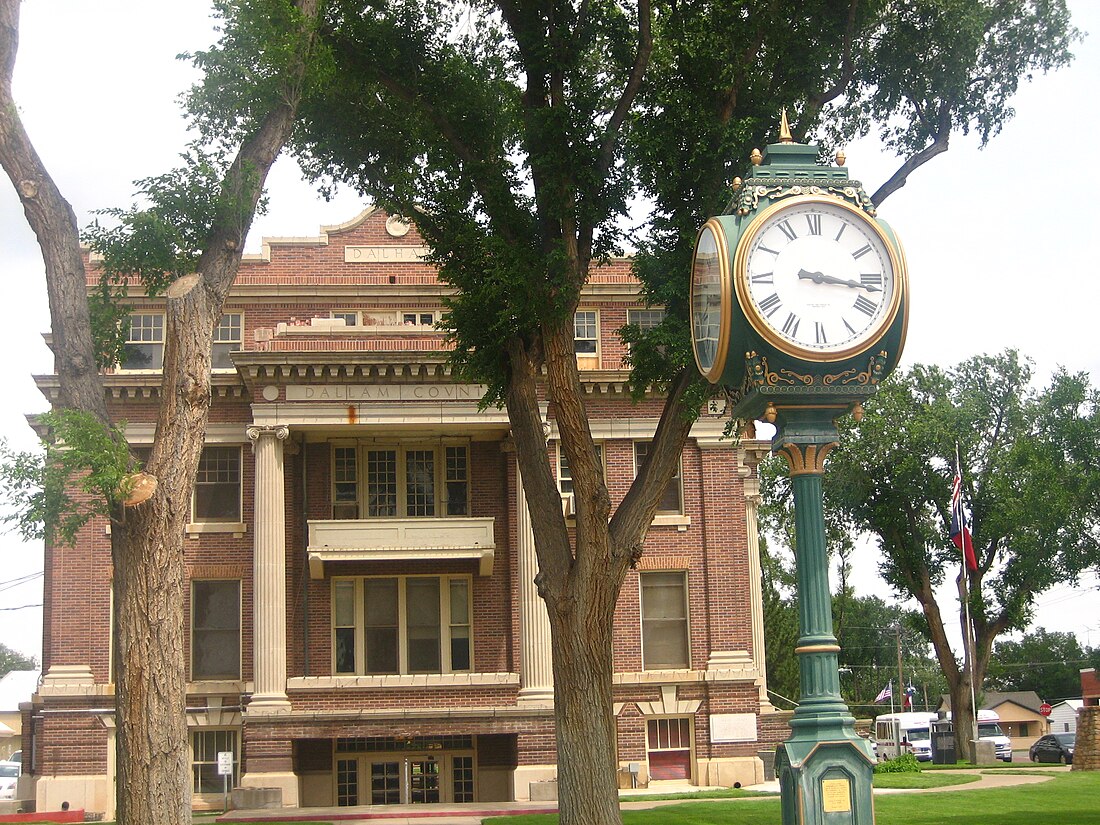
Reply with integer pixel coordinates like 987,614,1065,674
515,460,554,706
742,453,774,712
246,425,291,715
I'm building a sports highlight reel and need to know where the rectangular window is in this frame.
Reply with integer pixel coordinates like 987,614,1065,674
333,576,473,675
403,311,436,326
640,572,689,670
634,442,683,514
121,312,164,370
333,446,359,519
334,444,469,519
191,580,241,680
331,310,360,326
445,446,469,516
557,444,603,497
193,446,241,523
573,310,598,354
628,309,666,331
212,313,242,370
192,729,238,795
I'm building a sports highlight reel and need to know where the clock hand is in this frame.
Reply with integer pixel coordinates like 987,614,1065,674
796,269,881,293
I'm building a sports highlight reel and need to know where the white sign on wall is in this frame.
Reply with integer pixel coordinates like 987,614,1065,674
709,713,758,743
217,751,234,776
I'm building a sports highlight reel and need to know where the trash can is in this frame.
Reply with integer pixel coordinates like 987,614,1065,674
931,720,955,764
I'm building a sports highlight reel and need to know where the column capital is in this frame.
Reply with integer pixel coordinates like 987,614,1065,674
775,441,838,477
247,424,289,445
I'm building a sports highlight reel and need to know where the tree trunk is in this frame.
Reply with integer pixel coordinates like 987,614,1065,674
549,595,622,825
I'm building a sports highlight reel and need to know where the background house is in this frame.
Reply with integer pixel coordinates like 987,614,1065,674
938,691,1049,753
0,671,38,761
1048,699,1083,735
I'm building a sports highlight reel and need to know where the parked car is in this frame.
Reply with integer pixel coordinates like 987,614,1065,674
6,751,19,765
0,761,18,799
1029,732,1075,764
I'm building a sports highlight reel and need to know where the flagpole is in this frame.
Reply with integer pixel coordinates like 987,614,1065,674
956,443,980,761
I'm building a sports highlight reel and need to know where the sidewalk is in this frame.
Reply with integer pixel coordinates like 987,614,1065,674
217,768,1067,824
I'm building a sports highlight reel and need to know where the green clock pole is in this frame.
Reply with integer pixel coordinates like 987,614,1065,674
771,405,875,825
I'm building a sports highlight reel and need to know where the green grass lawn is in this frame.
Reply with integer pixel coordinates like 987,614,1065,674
619,787,774,801
870,771,978,789
486,769,1100,825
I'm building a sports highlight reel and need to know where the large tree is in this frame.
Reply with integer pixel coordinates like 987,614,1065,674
779,352,1100,760
0,2,322,822
289,2,1076,821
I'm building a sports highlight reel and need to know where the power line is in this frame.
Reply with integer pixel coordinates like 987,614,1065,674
0,603,42,611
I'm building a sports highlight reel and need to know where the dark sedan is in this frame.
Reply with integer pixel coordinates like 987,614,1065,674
1029,732,1075,764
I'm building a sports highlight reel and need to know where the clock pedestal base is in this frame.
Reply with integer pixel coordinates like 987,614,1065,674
772,407,876,825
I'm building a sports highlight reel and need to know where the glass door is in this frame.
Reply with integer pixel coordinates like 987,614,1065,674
369,761,401,805
408,757,440,803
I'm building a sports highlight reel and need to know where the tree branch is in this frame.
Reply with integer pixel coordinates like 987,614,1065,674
798,0,861,134
871,102,952,206
0,0,110,424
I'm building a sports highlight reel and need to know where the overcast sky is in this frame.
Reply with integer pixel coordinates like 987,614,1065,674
1,2,1097,672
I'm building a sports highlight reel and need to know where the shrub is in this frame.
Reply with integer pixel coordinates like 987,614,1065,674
874,752,923,773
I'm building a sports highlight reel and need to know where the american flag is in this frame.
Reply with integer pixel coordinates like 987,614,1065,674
951,462,978,572
874,681,892,703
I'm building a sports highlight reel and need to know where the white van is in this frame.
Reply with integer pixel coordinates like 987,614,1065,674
873,712,938,762
944,709,1013,762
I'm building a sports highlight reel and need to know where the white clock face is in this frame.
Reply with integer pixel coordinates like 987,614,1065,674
690,222,729,379
736,197,900,360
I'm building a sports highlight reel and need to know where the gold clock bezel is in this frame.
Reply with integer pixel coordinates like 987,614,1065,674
733,194,906,363
690,218,733,382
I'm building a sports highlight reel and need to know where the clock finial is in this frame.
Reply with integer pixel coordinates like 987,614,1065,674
779,109,794,144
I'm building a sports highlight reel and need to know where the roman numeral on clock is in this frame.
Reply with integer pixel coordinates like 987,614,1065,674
815,321,827,344
758,244,780,256
834,223,847,242
751,272,774,284
860,272,883,288
852,244,873,260
758,293,782,317
778,220,798,242
853,294,877,316
782,312,800,338
805,214,822,235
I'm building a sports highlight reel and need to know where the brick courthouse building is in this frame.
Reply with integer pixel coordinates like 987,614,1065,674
25,208,779,815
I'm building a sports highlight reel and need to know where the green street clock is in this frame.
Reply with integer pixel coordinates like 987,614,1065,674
690,137,908,417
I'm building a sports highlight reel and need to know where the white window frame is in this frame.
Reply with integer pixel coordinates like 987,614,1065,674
330,442,469,519
191,727,240,796
402,310,437,326
556,443,604,499
120,311,164,371
639,571,690,671
190,579,242,681
332,575,473,676
573,310,599,357
192,445,242,524
331,310,361,326
212,312,243,370
633,441,684,515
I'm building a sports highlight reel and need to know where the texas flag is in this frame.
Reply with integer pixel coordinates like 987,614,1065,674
951,464,978,571
904,682,916,709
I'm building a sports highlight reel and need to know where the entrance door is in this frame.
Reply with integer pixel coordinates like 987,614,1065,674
409,757,440,803
369,761,401,804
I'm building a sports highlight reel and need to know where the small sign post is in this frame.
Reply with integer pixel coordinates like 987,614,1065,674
217,751,234,813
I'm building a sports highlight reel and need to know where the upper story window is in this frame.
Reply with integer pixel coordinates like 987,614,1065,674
557,443,603,497
640,571,690,670
403,311,436,326
574,311,598,354
121,313,164,370
633,441,683,515
212,314,242,370
191,579,241,681
333,575,472,675
194,446,242,523
331,443,469,519
331,310,360,326
628,308,666,331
